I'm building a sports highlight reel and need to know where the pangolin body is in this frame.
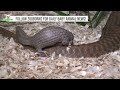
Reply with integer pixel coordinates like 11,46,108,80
16,26,74,53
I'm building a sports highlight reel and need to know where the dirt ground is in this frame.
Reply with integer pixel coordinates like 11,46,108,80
0,11,120,79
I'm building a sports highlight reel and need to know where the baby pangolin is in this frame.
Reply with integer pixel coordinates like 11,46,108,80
16,26,74,54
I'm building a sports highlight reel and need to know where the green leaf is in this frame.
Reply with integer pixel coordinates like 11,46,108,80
54,11,69,16
90,11,104,28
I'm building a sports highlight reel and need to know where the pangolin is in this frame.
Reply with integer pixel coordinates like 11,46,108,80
16,26,74,53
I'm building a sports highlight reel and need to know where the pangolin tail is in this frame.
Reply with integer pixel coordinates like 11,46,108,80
16,26,31,45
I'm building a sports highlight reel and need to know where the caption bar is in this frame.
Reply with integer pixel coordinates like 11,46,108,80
1,15,88,22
